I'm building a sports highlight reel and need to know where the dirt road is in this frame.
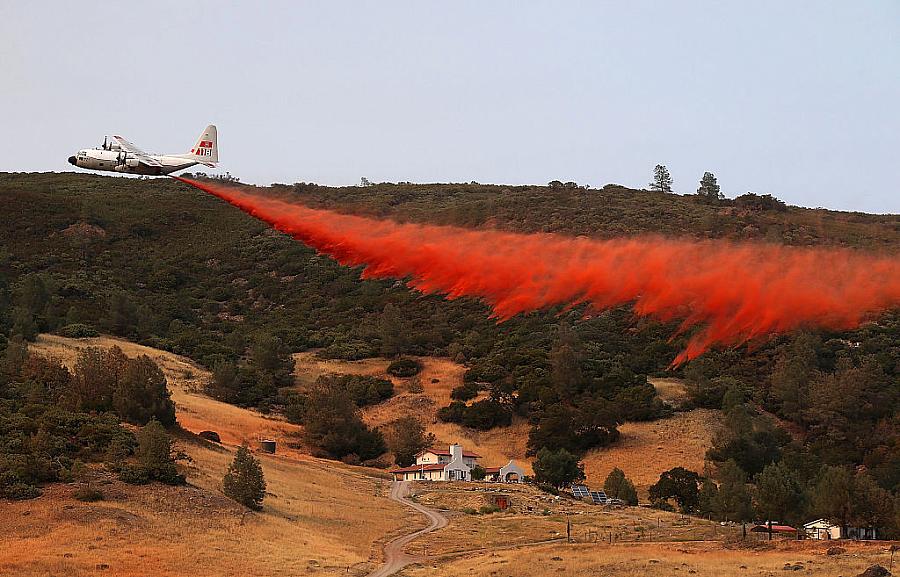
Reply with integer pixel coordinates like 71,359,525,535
367,481,448,577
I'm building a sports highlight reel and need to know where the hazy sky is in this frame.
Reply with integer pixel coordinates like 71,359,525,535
1,2,898,213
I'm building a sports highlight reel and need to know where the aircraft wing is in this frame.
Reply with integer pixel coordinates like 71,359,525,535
112,135,163,167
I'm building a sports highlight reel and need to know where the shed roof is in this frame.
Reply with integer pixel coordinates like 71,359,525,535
750,524,797,533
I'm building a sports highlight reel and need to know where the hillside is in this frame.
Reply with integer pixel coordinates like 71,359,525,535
2,172,898,544
4,334,411,577
7,335,893,577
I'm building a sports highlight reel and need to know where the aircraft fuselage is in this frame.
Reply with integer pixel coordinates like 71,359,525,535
67,148,199,176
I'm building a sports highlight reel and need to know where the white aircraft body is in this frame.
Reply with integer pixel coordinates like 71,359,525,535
68,125,218,176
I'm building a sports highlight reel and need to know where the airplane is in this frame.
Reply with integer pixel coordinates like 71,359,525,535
68,124,218,176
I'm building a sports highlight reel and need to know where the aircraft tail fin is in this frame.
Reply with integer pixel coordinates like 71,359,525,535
187,124,218,163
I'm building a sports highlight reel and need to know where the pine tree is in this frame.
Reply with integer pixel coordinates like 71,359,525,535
385,415,435,467
754,461,804,526
698,478,719,518
379,303,406,357
223,445,266,510
810,465,853,529
714,460,753,522
650,164,673,193
697,171,722,202
550,321,582,397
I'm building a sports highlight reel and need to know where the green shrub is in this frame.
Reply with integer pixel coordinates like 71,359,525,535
436,401,466,423
479,504,501,514
119,419,184,485
387,358,422,377
58,324,100,338
117,464,150,485
316,374,393,407
0,482,42,500
73,485,104,502
450,383,478,401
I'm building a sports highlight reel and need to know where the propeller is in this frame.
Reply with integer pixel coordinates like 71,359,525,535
102,136,108,151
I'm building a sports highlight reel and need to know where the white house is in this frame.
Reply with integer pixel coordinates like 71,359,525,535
390,444,524,483
803,519,879,540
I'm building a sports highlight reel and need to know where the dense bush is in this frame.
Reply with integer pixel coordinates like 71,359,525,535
386,358,422,377
119,419,184,486
73,485,104,502
57,323,99,338
460,399,512,430
0,345,139,498
532,447,585,489
316,374,393,407
301,379,386,461
450,383,478,401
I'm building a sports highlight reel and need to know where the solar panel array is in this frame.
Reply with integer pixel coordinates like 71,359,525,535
590,490,608,504
571,484,590,498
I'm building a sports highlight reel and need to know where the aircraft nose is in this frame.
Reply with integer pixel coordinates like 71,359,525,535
68,156,77,166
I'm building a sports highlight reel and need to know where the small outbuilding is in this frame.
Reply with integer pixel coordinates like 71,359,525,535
803,519,879,540
487,493,511,511
483,460,525,483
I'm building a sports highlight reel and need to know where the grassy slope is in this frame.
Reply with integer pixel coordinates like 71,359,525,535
3,334,411,577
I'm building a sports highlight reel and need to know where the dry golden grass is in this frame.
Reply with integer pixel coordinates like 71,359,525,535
409,481,737,558
7,335,414,577
0,441,411,577
648,376,690,405
582,409,722,496
408,540,897,577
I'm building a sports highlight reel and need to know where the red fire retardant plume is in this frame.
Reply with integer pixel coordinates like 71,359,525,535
174,177,900,365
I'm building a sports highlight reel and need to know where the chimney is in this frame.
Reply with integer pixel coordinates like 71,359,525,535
450,443,463,462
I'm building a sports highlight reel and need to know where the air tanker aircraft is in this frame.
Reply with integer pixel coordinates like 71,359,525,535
68,125,218,176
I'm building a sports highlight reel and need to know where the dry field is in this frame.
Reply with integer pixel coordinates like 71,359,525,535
408,481,737,558
408,539,896,577
403,482,897,577
582,408,722,496
5,334,414,577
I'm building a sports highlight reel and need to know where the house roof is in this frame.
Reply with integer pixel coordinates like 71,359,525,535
750,524,797,533
390,463,446,473
483,467,502,474
417,447,481,458
803,518,835,528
